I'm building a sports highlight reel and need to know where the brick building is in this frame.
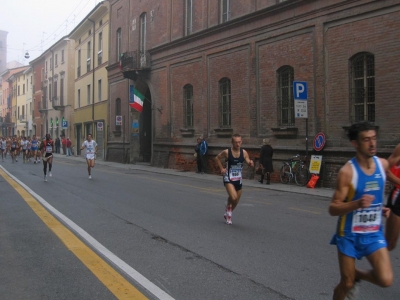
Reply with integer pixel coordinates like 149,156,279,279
109,0,400,188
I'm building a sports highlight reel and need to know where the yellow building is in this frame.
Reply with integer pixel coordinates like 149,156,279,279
7,66,29,136
69,1,109,158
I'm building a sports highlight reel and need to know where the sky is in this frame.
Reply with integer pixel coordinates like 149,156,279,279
0,0,100,65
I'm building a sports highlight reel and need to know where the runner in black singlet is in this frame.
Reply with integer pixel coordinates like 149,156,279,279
40,133,54,182
215,134,254,225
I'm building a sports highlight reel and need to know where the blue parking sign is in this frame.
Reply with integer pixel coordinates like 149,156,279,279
293,81,308,100
62,120,68,129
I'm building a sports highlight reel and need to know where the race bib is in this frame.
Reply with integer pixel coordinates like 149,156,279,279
46,146,52,153
229,166,242,181
352,203,382,233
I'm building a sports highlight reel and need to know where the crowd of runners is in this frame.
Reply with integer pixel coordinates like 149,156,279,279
1,135,42,164
1,133,97,181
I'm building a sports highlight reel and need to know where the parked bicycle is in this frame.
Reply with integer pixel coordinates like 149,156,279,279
280,154,310,186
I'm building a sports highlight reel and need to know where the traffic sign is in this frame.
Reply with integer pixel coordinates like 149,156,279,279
97,122,104,131
313,132,326,151
293,81,308,100
62,120,68,129
295,100,308,118
116,115,122,125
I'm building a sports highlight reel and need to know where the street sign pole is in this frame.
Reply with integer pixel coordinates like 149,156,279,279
293,81,308,158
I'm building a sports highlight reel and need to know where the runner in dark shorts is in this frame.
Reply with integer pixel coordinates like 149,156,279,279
215,134,254,225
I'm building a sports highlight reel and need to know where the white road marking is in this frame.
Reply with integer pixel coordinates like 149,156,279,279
1,165,175,300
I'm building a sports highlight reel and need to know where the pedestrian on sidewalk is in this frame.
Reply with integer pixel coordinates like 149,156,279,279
258,138,273,184
55,137,61,154
195,136,208,174
66,137,72,156
62,136,66,155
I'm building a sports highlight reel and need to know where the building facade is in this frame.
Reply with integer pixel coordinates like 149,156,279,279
69,1,110,158
24,67,33,137
109,0,400,188
0,67,27,136
30,56,45,138
0,30,7,74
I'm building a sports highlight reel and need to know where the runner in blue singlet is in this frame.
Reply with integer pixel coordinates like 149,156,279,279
31,135,39,163
215,134,254,225
329,121,393,300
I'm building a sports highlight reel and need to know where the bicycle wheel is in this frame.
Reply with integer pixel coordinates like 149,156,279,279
295,165,309,186
280,164,291,184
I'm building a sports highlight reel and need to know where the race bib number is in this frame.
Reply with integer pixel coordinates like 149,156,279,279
46,146,52,153
352,204,381,233
229,166,242,181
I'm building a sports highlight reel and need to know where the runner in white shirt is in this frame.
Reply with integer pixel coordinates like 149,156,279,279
21,137,28,163
80,133,98,179
1,137,7,162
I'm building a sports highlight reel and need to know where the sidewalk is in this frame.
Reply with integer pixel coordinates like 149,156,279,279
54,153,333,200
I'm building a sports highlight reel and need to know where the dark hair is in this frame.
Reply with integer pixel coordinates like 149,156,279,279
347,121,376,141
231,133,241,141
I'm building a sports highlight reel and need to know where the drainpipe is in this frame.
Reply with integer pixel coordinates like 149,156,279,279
88,18,96,133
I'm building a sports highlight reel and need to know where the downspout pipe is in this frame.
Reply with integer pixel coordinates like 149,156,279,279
88,18,96,130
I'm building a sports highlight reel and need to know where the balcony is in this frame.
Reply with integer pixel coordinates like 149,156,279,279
52,96,65,111
18,115,27,123
120,51,151,78
38,101,48,113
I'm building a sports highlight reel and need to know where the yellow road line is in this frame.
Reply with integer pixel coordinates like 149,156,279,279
0,168,148,300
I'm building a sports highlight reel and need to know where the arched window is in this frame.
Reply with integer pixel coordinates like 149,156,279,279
219,78,231,127
184,84,193,128
116,98,121,131
277,66,294,126
350,52,375,122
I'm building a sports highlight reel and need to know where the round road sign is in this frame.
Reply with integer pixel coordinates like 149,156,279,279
313,132,326,151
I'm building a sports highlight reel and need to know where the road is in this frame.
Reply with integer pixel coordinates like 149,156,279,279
0,154,399,299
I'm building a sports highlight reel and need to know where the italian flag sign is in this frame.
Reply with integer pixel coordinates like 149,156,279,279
129,85,144,113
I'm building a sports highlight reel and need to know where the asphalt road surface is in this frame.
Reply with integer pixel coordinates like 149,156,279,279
1,155,399,299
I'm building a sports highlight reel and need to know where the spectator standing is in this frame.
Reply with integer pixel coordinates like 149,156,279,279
55,137,61,154
62,136,67,155
195,136,208,174
66,137,72,156
258,138,274,184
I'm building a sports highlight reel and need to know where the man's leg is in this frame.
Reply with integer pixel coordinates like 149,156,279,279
87,159,91,175
225,184,242,211
43,160,48,181
356,247,393,287
385,212,400,251
333,251,356,300
48,156,53,176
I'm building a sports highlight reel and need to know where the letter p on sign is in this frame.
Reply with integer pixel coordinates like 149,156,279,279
293,81,308,100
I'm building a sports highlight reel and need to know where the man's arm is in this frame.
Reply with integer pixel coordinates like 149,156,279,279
243,149,254,168
328,163,374,216
215,149,228,175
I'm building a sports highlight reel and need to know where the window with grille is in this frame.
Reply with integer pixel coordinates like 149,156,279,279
221,0,230,23
350,53,375,123
184,84,193,128
219,78,231,127
185,0,193,35
277,66,294,126
140,14,147,53
87,84,91,105
87,41,91,73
